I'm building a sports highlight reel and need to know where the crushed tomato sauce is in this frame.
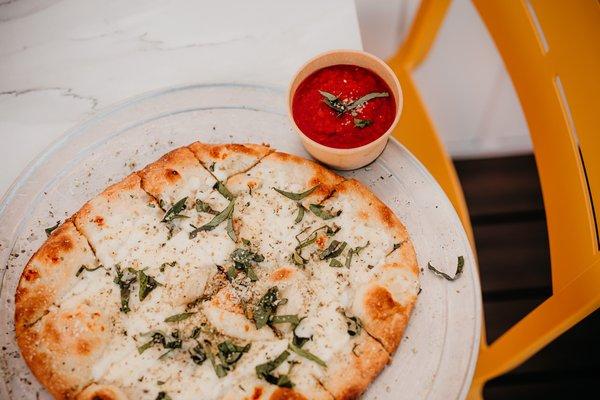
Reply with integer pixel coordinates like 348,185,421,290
292,64,396,149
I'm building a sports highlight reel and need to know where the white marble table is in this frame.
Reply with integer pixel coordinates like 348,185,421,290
0,0,362,197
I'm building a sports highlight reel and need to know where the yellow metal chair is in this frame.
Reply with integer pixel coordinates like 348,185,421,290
387,0,600,398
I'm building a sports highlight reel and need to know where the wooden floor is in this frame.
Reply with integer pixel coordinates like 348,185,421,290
453,155,599,399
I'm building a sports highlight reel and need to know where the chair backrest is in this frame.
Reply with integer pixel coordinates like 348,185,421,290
472,0,600,292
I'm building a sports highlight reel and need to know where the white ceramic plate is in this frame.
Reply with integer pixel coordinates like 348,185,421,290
0,84,481,400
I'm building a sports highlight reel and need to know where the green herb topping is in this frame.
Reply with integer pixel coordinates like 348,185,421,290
137,330,182,356
255,350,292,387
294,203,306,224
189,199,235,239
75,264,102,277
309,204,341,220
213,181,234,201
387,241,405,256
113,265,136,313
339,309,363,336
288,342,327,367
195,199,219,215
162,197,188,222
253,287,285,329
353,118,372,128
44,221,60,237
273,185,319,201
428,256,465,281
205,339,250,377
227,248,264,282
138,270,161,301
319,90,389,117
319,240,347,260
156,392,172,400
346,242,370,268
189,341,207,365
164,312,195,323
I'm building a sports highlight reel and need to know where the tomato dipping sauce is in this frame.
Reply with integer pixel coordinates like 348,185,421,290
292,64,396,149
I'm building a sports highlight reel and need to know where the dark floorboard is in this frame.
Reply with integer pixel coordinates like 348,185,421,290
453,154,600,399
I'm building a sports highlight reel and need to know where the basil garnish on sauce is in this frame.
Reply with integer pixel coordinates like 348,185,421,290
319,90,389,117
162,197,188,222
346,241,370,268
353,118,372,128
44,221,60,237
428,256,465,281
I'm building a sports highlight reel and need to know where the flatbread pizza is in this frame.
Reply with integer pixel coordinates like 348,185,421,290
15,142,419,400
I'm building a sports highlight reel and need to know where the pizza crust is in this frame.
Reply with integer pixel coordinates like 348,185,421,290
188,142,272,181
15,221,100,333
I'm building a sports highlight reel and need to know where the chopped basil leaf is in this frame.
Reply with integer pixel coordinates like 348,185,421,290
241,238,251,246
44,221,60,237
292,251,306,267
159,261,176,273
427,256,464,281
156,391,172,400
75,264,102,277
113,265,136,313
226,215,236,241
329,258,343,268
204,340,249,377
162,197,188,222
319,240,347,260
189,200,234,239
138,270,160,301
288,342,327,367
253,287,280,329
387,241,405,256
309,204,341,220
138,330,181,355
270,314,300,325
294,203,305,224
213,181,234,201
189,341,207,365
347,92,389,111
195,199,219,215
209,162,216,172
164,312,195,323
255,350,290,383
273,374,293,388
345,241,370,268
190,326,202,339
353,118,372,128
273,185,319,201
217,341,251,365
230,248,263,281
